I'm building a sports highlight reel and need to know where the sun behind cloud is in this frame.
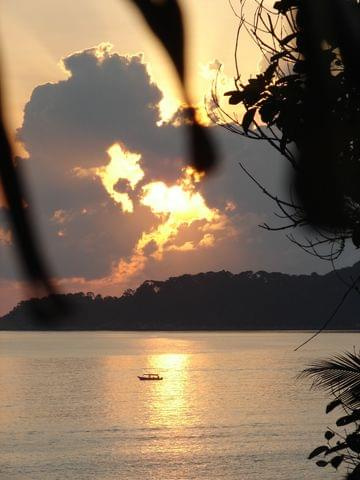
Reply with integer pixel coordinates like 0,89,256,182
73,143,144,213
138,166,219,259
111,164,227,283
72,138,229,286
95,143,144,213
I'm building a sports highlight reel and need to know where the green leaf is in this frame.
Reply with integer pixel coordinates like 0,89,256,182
308,445,329,459
242,108,256,133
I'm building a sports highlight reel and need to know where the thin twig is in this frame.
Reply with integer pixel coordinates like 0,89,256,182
294,273,360,351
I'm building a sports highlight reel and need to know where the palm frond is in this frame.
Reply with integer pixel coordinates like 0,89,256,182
299,352,360,409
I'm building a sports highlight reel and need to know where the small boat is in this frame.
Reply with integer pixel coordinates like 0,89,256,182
138,373,163,381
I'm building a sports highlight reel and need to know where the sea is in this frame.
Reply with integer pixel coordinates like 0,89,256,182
0,331,358,480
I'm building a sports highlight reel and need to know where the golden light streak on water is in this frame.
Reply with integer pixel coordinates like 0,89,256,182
143,353,191,429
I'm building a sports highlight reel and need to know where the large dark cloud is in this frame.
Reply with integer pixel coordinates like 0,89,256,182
0,43,357,290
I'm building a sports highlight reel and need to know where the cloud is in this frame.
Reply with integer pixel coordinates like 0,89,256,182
74,143,144,213
5,43,235,290
1,41,357,311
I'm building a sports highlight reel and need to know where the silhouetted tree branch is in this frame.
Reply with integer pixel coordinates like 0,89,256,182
211,0,360,263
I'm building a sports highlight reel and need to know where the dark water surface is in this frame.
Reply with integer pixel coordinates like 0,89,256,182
0,331,357,479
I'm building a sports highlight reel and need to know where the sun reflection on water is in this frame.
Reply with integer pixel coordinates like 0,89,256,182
142,353,192,429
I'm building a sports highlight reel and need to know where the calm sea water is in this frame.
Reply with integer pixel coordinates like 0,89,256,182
0,331,358,479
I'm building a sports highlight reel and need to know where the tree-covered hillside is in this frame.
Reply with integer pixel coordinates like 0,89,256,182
2,264,360,330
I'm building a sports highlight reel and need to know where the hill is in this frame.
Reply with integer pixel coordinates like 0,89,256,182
1,263,360,330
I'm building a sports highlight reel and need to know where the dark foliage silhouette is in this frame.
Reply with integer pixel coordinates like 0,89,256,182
130,0,217,173
212,0,360,262
3,262,360,330
301,352,360,479
0,88,56,300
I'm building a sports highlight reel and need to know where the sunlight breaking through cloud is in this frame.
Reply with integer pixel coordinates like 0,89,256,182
113,166,225,283
95,144,144,213
73,143,232,287
73,143,144,213
138,167,218,259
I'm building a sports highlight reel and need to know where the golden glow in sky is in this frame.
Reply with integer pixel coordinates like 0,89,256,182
138,167,218,260
0,0,254,312
95,143,144,213
72,140,229,286
115,161,222,282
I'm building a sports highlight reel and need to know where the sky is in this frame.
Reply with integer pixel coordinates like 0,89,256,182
0,0,357,315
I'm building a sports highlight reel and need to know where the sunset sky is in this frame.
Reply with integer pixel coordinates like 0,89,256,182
0,0,357,314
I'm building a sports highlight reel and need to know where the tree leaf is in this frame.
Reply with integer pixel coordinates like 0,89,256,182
224,91,245,105
242,108,256,133
273,0,298,14
188,119,217,173
130,0,184,82
326,398,342,414
325,430,335,440
263,62,278,82
308,445,329,460
330,455,344,469
259,100,280,124
316,460,328,467
336,413,357,426
308,445,329,459
347,433,360,453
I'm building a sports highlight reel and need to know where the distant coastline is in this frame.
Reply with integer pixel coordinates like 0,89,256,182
1,329,360,332
1,264,360,331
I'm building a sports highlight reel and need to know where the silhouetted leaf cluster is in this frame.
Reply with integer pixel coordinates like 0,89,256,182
302,351,360,479
213,0,360,262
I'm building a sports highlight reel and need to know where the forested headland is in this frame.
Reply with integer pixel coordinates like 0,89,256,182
2,263,360,330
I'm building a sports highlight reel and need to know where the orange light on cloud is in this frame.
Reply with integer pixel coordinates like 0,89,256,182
74,143,144,213
137,166,218,259
113,166,224,283
95,143,144,213
0,228,12,245
73,144,234,288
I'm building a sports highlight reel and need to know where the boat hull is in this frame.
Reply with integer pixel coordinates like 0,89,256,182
137,376,163,381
